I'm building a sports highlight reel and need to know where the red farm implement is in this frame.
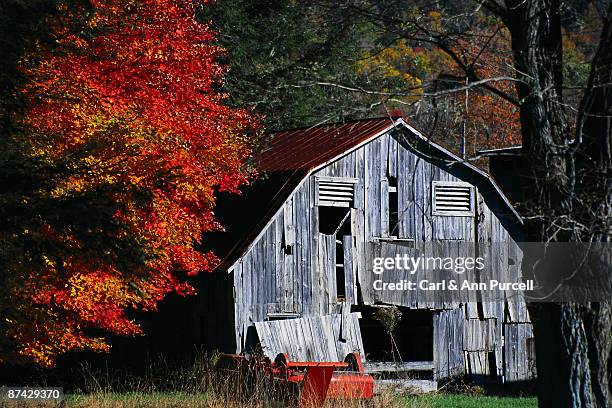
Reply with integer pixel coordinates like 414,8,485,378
216,352,374,407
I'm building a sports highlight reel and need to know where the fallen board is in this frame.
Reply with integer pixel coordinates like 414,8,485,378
254,313,365,362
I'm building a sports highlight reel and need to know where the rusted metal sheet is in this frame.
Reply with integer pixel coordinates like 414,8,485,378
259,118,397,172
216,352,374,407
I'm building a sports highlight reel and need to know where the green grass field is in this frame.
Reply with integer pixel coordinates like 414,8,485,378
405,394,537,408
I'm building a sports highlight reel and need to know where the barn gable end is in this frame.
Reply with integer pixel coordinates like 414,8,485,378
218,117,533,384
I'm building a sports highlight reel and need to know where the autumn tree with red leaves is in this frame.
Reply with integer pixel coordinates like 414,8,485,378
0,0,259,367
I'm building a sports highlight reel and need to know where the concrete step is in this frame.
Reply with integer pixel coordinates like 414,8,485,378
364,361,434,374
374,378,438,394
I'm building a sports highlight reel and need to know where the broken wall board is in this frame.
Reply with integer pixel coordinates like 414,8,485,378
504,323,535,382
463,318,499,351
433,308,465,380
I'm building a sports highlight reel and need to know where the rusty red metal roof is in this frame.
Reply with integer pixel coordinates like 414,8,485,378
258,117,399,172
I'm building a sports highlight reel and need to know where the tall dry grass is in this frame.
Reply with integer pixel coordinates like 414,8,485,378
53,353,411,408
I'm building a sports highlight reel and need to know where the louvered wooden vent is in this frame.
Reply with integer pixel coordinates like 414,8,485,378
316,177,357,207
432,181,474,216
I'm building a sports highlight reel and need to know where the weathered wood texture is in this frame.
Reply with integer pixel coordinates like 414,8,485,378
433,308,465,379
229,128,533,382
254,313,364,362
504,323,535,382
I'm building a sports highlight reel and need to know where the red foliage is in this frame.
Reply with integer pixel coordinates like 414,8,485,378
8,0,260,366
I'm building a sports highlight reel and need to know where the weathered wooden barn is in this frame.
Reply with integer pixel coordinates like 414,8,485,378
191,116,535,387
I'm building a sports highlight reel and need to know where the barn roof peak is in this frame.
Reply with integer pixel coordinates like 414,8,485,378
258,116,401,172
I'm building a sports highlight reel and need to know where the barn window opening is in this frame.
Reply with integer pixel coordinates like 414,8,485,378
432,181,474,216
318,206,350,235
388,175,399,236
318,206,352,301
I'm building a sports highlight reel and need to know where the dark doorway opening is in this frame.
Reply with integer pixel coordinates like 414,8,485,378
358,306,433,362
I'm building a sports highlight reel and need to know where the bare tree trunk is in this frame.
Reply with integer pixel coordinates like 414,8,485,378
503,0,612,406
574,4,612,404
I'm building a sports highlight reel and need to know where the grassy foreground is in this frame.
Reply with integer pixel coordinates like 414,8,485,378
65,392,210,407
0,392,539,407
1,355,537,407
